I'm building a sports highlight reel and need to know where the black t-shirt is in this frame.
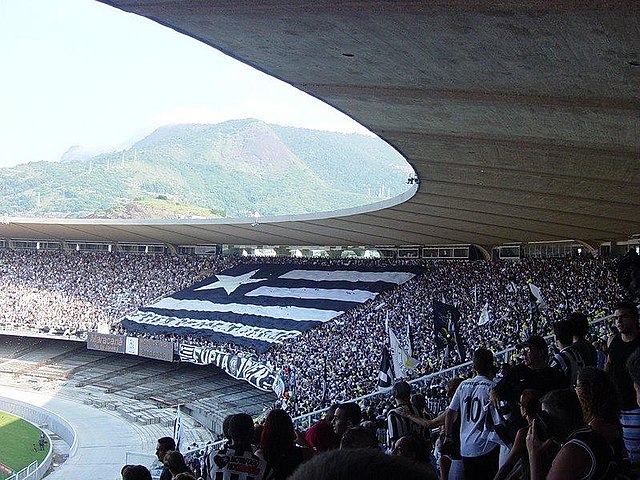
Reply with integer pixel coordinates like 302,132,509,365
494,364,566,418
607,334,640,411
573,338,598,368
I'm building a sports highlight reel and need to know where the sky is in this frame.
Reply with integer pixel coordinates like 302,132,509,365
0,0,371,168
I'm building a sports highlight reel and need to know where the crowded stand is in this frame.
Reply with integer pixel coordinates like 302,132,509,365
3,247,640,478
0,250,626,415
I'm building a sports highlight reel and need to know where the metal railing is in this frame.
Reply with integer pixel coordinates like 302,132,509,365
6,461,37,480
292,314,613,429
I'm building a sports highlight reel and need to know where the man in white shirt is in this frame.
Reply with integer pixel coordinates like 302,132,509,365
444,348,499,480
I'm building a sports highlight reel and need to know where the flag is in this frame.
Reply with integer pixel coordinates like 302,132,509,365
174,405,185,452
528,283,546,335
406,321,415,357
123,263,423,353
528,283,547,311
272,374,285,398
433,301,466,361
387,318,420,373
378,346,395,389
478,302,491,326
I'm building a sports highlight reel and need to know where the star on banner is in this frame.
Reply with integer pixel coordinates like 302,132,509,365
194,269,264,295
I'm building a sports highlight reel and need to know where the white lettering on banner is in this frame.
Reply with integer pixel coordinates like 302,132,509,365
126,311,301,343
178,343,275,391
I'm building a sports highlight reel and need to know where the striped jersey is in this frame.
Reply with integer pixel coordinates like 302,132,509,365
550,345,585,388
206,445,274,480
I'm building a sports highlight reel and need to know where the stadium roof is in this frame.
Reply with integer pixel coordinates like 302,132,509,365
2,1,638,250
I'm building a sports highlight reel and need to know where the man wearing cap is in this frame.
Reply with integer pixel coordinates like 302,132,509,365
491,335,565,444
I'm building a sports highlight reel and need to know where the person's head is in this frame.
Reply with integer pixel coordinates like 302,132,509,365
306,418,338,452
540,389,585,441
288,447,437,480
627,348,640,408
519,389,541,423
228,413,255,447
553,320,575,348
163,450,190,475
156,437,176,461
222,414,234,441
173,474,196,480
568,312,589,338
517,335,548,369
392,381,412,404
339,426,379,449
332,402,362,437
259,408,296,458
472,348,494,377
324,404,339,424
576,367,621,424
410,393,425,413
121,464,152,480
392,434,431,464
614,301,639,335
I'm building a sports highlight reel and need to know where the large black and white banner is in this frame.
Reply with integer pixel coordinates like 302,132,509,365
178,343,275,392
123,263,422,352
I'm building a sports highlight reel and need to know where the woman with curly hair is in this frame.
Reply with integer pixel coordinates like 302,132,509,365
575,367,627,464
256,408,313,480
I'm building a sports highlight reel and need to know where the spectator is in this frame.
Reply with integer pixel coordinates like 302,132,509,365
156,437,176,480
163,451,192,478
444,348,499,480
392,433,436,476
339,426,380,449
331,402,362,440
256,409,312,480
387,381,424,448
304,405,339,452
173,474,196,480
526,389,615,480
576,367,626,465
569,311,597,367
627,348,640,408
550,320,585,388
494,389,543,480
121,465,152,480
288,447,438,480
492,335,565,444
606,301,640,463
206,413,274,480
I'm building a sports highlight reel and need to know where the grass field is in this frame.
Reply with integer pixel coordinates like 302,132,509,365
0,412,49,480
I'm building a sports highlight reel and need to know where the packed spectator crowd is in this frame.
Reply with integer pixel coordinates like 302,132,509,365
0,249,236,337
125,311,640,480
3,247,640,479
0,249,627,420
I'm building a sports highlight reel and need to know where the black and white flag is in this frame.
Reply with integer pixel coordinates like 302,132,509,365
378,346,395,389
124,263,422,352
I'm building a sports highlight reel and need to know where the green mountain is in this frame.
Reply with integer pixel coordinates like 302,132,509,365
0,119,413,219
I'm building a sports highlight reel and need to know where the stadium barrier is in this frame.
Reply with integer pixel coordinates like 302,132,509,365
292,314,613,429
6,461,37,480
0,396,77,479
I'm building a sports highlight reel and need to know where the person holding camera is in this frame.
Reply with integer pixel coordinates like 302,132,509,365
526,389,615,480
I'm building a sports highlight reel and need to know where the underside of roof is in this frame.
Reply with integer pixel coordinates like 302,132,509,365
2,1,638,249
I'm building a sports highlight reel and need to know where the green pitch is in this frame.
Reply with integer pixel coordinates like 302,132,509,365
0,412,49,480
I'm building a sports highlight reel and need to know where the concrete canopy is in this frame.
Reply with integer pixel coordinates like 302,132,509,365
2,1,638,250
